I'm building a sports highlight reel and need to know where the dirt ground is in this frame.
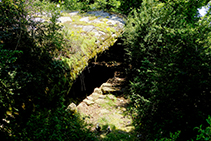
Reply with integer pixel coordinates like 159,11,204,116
76,64,139,140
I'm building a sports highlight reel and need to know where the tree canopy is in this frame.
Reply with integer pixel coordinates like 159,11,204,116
123,0,211,140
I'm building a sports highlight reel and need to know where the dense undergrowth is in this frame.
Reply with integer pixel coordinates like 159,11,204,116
1,0,211,140
29,0,144,15
123,0,211,140
0,1,96,140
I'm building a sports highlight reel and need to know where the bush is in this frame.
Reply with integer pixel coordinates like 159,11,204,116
86,0,143,14
118,0,143,15
0,0,76,139
39,0,144,15
195,115,211,141
88,0,121,12
6,98,96,141
123,0,211,140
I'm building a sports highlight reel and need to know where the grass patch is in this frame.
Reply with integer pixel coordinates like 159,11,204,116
98,97,116,109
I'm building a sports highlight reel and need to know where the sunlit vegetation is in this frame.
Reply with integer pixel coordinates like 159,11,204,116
0,0,95,140
59,12,121,81
123,0,211,140
1,0,211,140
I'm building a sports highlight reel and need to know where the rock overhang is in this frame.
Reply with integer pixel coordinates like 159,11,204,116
58,11,125,81
29,10,125,82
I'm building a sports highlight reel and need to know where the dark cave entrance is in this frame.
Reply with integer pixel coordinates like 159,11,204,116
66,38,127,105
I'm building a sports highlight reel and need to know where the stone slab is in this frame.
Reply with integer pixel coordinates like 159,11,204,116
83,99,95,106
98,95,106,99
87,96,94,101
101,86,116,94
94,88,103,94
58,16,72,23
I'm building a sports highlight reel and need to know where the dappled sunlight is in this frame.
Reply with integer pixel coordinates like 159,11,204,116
1,0,211,140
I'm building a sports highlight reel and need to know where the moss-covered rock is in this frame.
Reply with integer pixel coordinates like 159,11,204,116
58,11,125,83
31,10,125,99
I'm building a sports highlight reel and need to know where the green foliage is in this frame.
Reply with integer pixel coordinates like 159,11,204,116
37,0,91,12
85,0,143,14
103,131,136,141
123,0,211,140
46,0,141,14
59,0,88,11
195,115,211,141
7,98,96,141
0,0,76,139
25,0,59,14
0,46,23,71
118,0,143,14
157,131,181,141
1,0,125,140
30,0,144,15
88,0,121,12
157,0,210,22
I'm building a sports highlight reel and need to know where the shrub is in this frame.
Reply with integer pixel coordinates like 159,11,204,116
195,115,211,141
118,0,143,15
123,0,211,140
6,98,96,141
0,0,74,139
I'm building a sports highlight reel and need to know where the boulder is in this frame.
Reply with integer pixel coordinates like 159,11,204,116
98,95,106,99
101,83,112,87
101,87,116,94
80,17,90,22
68,11,79,16
87,96,94,101
90,93,101,100
66,102,77,113
94,88,103,94
82,25,95,32
77,102,87,112
83,99,95,106
58,16,72,23
101,83,116,94
32,17,45,23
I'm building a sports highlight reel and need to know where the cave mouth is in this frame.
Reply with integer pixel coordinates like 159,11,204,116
67,63,115,104
66,38,127,105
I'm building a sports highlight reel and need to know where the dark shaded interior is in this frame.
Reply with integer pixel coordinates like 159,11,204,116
68,64,115,104
65,38,127,105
